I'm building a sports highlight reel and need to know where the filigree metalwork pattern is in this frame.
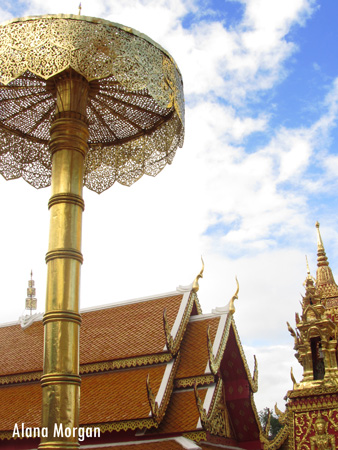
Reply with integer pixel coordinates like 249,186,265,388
232,321,259,393
0,15,185,193
294,410,338,450
174,374,215,389
182,431,207,443
0,354,173,385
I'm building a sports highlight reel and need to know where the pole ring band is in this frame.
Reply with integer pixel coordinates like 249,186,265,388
48,193,85,211
45,248,83,264
40,373,81,387
53,111,89,124
43,310,82,325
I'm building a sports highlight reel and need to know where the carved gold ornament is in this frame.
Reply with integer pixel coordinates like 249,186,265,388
0,15,185,193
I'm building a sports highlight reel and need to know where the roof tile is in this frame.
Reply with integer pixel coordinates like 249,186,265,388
0,365,166,431
176,317,220,379
0,294,184,376
154,388,207,434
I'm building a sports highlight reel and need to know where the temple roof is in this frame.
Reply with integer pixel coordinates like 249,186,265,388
0,283,261,448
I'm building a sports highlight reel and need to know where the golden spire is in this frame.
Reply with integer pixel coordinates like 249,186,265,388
25,270,37,315
78,3,82,15
192,257,204,293
315,222,338,302
303,255,315,288
316,222,328,268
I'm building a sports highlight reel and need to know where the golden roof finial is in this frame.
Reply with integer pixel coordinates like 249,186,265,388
25,270,37,316
192,257,204,293
314,222,338,296
303,255,315,287
78,3,82,15
315,221,329,268
229,277,239,314
306,255,311,277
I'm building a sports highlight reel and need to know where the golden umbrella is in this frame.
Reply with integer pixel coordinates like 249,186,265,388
0,14,184,450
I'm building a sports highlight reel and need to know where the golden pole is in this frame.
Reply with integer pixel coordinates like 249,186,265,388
39,70,89,450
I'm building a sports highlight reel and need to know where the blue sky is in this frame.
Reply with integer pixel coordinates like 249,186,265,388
1,0,338,412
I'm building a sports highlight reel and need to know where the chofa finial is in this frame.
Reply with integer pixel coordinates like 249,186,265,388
229,277,239,314
192,257,204,293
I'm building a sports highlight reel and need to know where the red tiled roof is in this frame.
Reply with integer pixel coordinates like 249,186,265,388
176,316,220,379
80,295,184,364
154,388,207,434
0,321,42,376
0,364,167,432
88,438,199,450
0,294,185,376
0,381,41,430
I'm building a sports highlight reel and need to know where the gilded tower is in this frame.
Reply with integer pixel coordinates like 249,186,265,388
262,223,338,450
286,223,338,449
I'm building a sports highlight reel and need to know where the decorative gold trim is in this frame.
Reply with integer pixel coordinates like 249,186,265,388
0,431,19,441
163,308,175,356
43,310,82,325
207,325,218,376
0,420,158,441
0,371,42,385
174,374,215,389
228,277,239,315
40,373,81,387
275,403,288,425
193,293,203,315
81,353,174,374
288,385,338,400
288,393,338,411
146,374,159,421
194,383,208,426
48,193,85,210
260,424,289,450
147,353,181,424
80,353,173,375
192,257,204,293
194,379,233,438
182,431,207,443
231,320,259,393
79,419,158,434
165,290,196,356
45,248,84,264
205,314,232,376
0,354,173,385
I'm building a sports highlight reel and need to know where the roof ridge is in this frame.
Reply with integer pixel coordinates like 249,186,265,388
80,288,190,314
189,311,229,322
0,288,192,327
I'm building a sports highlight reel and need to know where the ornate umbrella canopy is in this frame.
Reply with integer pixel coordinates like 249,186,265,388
0,15,184,193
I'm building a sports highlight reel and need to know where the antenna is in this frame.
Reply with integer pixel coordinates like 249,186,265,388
25,270,37,315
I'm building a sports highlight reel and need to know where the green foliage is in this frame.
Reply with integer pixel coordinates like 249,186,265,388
259,407,283,439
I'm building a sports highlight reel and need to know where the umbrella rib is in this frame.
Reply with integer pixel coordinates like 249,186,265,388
2,95,53,121
88,101,119,140
26,102,55,135
0,89,49,104
91,108,175,148
97,92,165,119
90,97,144,133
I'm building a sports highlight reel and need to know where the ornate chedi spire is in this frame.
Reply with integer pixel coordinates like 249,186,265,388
280,223,338,450
25,270,37,315
315,222,338,307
